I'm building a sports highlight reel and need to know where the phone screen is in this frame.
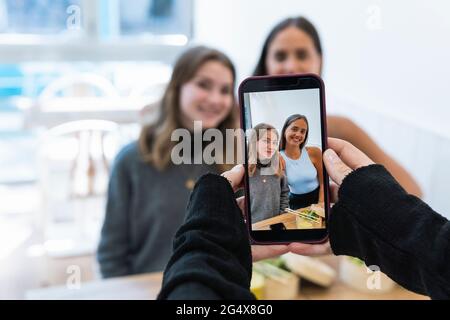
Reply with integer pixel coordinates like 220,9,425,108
239,74,329,243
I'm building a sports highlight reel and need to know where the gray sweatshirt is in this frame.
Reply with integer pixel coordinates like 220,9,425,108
97,142,218,278
249,166,289,223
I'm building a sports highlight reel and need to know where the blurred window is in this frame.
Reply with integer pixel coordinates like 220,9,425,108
119,0,191,37
0,0,188,183
0,0,82,35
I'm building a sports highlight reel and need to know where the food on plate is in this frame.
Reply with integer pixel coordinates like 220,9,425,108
253,261,299,299
282,253,337,287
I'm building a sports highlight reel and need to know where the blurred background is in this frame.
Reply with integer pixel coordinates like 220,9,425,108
0,0,449,299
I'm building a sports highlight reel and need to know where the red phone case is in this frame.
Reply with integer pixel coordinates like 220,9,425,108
238,73,330,245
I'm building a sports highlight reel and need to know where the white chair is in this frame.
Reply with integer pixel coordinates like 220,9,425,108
39,73,119,100
33,73,120,199
37,120,123,259
25,73,120,129
129,80,167,100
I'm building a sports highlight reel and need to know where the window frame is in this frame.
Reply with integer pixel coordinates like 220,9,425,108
0,0,193,63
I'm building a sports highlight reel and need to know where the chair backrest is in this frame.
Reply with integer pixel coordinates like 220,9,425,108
45,119,120,137
41,119,123,164
39,73,119,100
129,81,167,99
37,120,124,259
25,74,120,129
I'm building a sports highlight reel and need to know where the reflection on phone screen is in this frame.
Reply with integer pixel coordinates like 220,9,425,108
244,88,326,231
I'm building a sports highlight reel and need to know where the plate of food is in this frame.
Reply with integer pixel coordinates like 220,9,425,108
285,205,325,229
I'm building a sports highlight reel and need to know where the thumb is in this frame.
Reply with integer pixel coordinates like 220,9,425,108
231,164,245,189
323,149,353,186
236,196,245,212
221,164,245,192
231,164,245,175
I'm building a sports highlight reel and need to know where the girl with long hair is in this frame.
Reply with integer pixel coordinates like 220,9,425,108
97,46,239,277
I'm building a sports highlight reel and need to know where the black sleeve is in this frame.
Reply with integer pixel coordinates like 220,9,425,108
329,164,450,299
157,174,255,300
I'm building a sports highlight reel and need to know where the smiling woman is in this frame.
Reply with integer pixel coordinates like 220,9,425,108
280,114,324,209
97,46,240,278
139,46,237,170
178,60,234,130
253,16,422,199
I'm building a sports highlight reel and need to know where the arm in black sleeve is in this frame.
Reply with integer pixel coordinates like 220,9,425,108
329,164,450,299
157,173,255,300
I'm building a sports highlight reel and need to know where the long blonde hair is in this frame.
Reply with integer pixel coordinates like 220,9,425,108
248,123,285,177
139,46,238,172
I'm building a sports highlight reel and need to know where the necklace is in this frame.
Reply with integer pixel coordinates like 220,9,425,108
185,177,196,190
184,163,209,191
183,139,217,190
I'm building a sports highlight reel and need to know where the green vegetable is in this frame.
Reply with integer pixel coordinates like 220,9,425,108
263,258,290,271
300,209,320,219
348,256,365,266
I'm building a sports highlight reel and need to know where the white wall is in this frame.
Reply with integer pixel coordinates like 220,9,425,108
247,89,322,147
194,0,450,134
194,0,450,216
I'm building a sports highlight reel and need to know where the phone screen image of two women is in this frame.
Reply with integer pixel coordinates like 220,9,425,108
243,88,326,231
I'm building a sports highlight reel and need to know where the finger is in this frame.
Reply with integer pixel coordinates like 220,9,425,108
251,245,289,262
230,164,245,191
323,149,353,185
236,196,245,217
221,165,244,191
231,164,245,174
288,241,332,256
327,138,374,170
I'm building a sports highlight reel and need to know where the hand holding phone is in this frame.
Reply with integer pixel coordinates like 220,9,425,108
221,163,332,258
238,74,330,244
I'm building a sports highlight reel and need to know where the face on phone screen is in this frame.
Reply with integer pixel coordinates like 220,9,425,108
240,75,329,243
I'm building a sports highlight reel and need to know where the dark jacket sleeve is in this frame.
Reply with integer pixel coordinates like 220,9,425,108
157,174,255,300
329,164,450,299
97,151,132,278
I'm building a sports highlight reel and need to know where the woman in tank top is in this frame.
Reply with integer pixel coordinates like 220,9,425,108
280,114,324,209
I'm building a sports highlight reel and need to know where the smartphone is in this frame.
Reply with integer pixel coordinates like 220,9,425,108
238,73,329,244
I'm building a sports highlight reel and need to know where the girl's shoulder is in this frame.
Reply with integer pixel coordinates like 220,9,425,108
306,146,322,160
111,141,148,176
279,150,291,163
115,141,140,164
279,153,286,171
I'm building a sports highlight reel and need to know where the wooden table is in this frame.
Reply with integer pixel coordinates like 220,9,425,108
26,273,163,300
252,213,298,230
252,212,323,230
26,257,428,300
